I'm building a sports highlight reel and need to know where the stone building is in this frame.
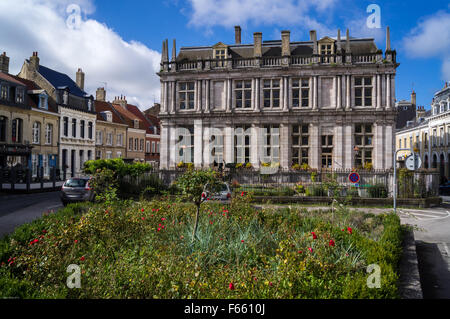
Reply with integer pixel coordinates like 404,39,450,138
111,96,146,162
18,52,96,177
94,97,128,160
0,52,59,178
396,82,450,182
396,90,417,129
158,27,398,171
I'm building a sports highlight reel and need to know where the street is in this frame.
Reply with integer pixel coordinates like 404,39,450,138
0,191,63,239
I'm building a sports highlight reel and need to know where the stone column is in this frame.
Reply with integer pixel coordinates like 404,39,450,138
280,123,290,170
344,124,353,169
385,124,394,169
202,126,211,167
390,74,395,110
376,74,382,110
333,76,337,108
254,78,260,112
313,76,318,110
250,124,260,169
283,77,289,111
194,120,203,168
310,123,320,169
196,80,202,113
170,82,176,114
251,78,256,111
336,76,342,110
161,82,167,113
226,79,232,112
205,80,210,113
345,75,351,111
374,122,385,169
334,124,344,169
224,126,234,164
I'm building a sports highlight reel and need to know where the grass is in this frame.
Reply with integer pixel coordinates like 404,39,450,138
0,194,404,299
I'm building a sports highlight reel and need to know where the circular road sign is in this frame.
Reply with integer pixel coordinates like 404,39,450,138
405,154,422,171
349,172,360,184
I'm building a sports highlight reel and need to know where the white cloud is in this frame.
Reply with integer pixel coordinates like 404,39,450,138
403,11,450,80
186,0,336,33
0,0,161,109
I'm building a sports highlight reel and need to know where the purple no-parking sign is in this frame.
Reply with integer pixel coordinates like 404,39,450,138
348,172,360,184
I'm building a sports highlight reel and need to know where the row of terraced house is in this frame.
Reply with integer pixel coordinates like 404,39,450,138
0,52,160,180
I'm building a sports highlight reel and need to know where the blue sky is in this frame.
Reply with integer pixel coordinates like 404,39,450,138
1,0,449,109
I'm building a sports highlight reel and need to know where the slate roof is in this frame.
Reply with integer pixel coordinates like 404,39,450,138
31,61,88,98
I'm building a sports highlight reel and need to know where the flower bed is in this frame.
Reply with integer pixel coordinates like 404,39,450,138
0,194,403,299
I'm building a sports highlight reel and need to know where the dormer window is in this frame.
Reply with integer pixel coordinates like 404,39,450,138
16,87,25,104
105,111,112,122
38,93,48,110
134,119,140,129
0,83,8,100
213,43,228,68
88,99,93,111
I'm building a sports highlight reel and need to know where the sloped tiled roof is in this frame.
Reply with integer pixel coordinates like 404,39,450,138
94,100,127,125
0,72,27,86
111,104,146,130
125,104,156,134
33,62,88,98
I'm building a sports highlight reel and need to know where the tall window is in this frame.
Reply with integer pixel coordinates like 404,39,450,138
96,131,103,145
129,138,133,151
152,141,156,153
263,79,280,109
440,127,444,146
432,129,437,147
72,118,77,137
146,141,151,153
80,120,85,139
11,118,23,143
134,138,138,151
292,125,309,165
45,124,53,145
214,49,226,67
63,117,69,137
88,122,93,139
320,44,333,63
79,150,84,170
179,82,195,110
354,77,373,107
354,124,373,168
16,87,25,104
140,139,144,151
235,80,252,109
177,127,194,163
234,126,251,164
156,142,160,154
106,132,113,146
0,116,7,142
424,132,428,148
117,133,123,147
1,84,8,100
262,125,280,164
321,135,333,169
292,78,310,108
211,131,224,166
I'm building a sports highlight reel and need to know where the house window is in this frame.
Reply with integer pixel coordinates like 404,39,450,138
79,150,84,170
156,142,160,154
292,78,310,108
96,131,103,145
106,132,113,146
178,82,195,110
11,118,23,143
152,141,156,153
134,138,139,151
292,125,309,166
128,138,133,151
0,116,7,142
399,139,402,149
211,131,224,166
146,141,151,153
177,126,194,163
235,80,252,109
432,129,437,147
63,117,69,137
117,151,122,158
106,151,112,159
262,125,280,164
354,124,373,168
321,135,334,169
88,122,93,139
1,84,8,100
31,154,38,177
263,79,280,109
354,77,373,107
80,120,85,139
214,49,227,67
320,44,333,55
43,155,49,177
16,87,25,104
45,124,53,145
440,127,444,146
72,119,77,138
234,126,251,164
96,150,102,160
140,139,144,151
117,134,123,147
424,132,428,148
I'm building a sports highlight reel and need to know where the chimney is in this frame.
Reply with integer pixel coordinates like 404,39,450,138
253,32,262,57
76,68,85,90
96,87,106,102
235,26,242,44
386,26,391,51
30,51,40,70
281,30,291,56
416,105,426,122
309,30,317,54
0,52,9,73
113,95,127,109
411,90,416,107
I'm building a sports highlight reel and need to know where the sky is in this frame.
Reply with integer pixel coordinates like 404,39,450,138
0,0,449,110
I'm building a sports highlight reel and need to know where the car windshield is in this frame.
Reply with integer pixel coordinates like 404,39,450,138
64,179,88,188
206,183,228,192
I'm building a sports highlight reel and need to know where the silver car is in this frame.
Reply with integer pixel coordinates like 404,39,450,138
61,177,94,206
202,182,232,204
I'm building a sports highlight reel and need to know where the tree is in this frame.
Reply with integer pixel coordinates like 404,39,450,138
175,169,221,242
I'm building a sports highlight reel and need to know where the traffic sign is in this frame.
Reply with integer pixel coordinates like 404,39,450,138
405,154,422,171
348,172,360,183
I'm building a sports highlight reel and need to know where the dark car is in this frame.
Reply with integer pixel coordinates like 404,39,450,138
439,182,450,196
61,177,94,206
202,182,232,204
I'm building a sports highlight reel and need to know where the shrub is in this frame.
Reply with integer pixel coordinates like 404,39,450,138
368,184,388,198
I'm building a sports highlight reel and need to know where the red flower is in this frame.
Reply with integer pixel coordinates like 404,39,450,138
241,191,245,197
157,228,161,232
74,240,78,244
347,227,353,235
80,256,85,261
269,282,273,287
311,232,317,240
141,208,145,212
42,230,47,234
220,238,223,241
161,218,166,221
298,250,303,254
308,247,314,253
167,205,171,208
329,240,335,247
209,220,213,225
141,217,145,221
152,208,155,212
241,240,245,243
229,283,235,290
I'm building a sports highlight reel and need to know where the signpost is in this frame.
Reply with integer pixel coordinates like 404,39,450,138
405,154,422,171
393,149,419,215
348,172,360,184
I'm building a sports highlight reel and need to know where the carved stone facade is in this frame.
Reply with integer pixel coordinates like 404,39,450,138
158,27,398,171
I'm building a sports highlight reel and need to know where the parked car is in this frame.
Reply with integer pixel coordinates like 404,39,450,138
202,182,232,204
439,182,450,196
61,177,94,206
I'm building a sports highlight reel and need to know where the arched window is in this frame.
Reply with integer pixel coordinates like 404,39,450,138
11,118,23,143
45,124,53,145
0,116,7,142
432,154,438,169
32,122,41,144
424,155,429,169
